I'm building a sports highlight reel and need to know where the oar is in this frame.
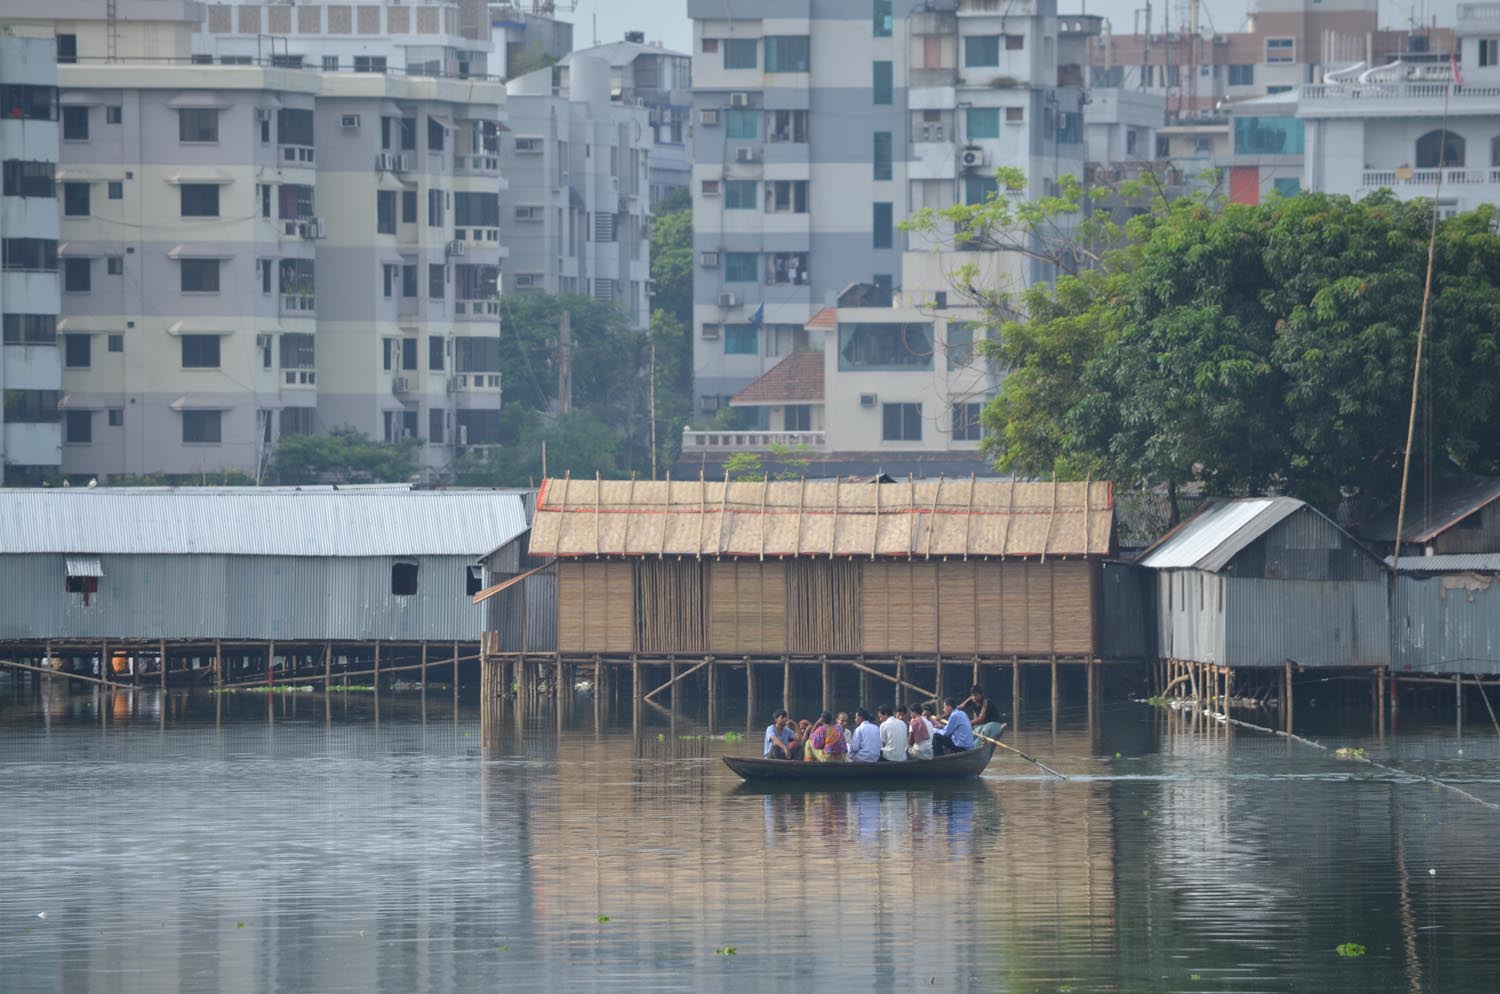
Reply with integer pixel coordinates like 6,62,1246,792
975,731,1067,780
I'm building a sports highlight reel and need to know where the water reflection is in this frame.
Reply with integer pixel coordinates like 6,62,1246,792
1,680,1498,993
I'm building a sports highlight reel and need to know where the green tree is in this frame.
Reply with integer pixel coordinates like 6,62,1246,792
724,452,763,481
650,190,694,329
450,408,622,486
270,427,417,485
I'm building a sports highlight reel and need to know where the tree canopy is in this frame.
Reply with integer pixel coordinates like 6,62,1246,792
912,180,1500,514
271,427,417,485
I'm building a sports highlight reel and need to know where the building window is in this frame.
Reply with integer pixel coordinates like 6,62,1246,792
1265,38,1295,63
322,55,340,71
2,238,59,272
784,404,812,431
2,160,55,198
64,410,92,444
429,336,445,370
180,258,220,293
764,179,809,213
429,263,445,299
947,322,976,369
454,192,499,228
873,132,894,181
279,333,314,369
107,180,122,200
766,109,808,143
874,0,893,36
952,402,983,441
724,325,758,354
1006,34,1024,50
402,337,418,370
1006,106,1024,123
3,314,57,345
57,34,78,63
839,323,934,371
108,408,123,427
1481,39,1500,67
280,407,316,437
873,202,893,249
402,189,417,224
382,264,398,298
403,264,418,298
428,188,444,227
390,560,419,595
1233,116,1304,155
765,36,810,72
725,107,758,139
64,257,91,292
108,333,123,352
179,183,220,217
725,180,759,209
965,36,1000,67
966,108,1000,140
181,334,221,368
377,190,396,234
882,402,923,441
64,333,91,368
0,83,59,121
1228,64,1254,85
429,408,446,444
1416,129,1464,168
62,105,89,140
1058,110,1083,145
354,55,388,74
1273,177,1301,197
62,181,90,216
725,252,759,282
766,252,809,284
182,410,222,444
873,61,893,104
178,108,219,143
723,38,758,69
106,256,122,275
428,116,445,151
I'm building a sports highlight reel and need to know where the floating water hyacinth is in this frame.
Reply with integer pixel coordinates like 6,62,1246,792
1336,942,1366,958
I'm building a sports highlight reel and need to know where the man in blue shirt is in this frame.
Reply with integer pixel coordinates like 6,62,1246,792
763,709,796,759
932,698,974,756
847,708,882,763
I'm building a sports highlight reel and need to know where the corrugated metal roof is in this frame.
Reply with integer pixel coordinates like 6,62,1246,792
0,489,529,557
1388,554,1500,573
1138,497,1303,571
1362,475,1500,544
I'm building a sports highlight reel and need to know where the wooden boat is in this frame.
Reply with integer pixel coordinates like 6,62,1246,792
722,741,995,783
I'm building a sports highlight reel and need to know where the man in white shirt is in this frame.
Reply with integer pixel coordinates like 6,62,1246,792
847,708,882,763
876,703,908,762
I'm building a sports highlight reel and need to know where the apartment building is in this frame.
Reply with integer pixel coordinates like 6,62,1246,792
1,0,509,481
489,2,574,80
499,54,651,325
576,35,692,205
0,32,63,484
689,0,1080,422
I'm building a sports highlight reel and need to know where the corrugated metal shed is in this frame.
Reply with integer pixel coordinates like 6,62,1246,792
0,488,529,557
1393,573,1500,674
1138,498,1297,571
1389,555,1500,573
1098,561,1154,659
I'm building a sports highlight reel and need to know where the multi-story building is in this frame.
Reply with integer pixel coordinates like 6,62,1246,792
574,34,692,205
489,2,573,80
2,0,508,481
0,31,63,484
688,0,1081,422
499,54,652,326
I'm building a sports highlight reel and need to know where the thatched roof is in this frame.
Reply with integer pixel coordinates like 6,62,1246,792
529,478,1115,558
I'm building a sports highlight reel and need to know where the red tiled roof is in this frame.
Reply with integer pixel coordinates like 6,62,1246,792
730,351,825,406
805,306,838,330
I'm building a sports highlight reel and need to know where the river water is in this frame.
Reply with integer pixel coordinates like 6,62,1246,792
2,680,1499,994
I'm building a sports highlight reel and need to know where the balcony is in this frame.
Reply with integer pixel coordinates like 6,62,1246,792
456,153,500,174
1362,166,1500,188
680,429,827,453
959,0,1032,13
454,299,500,319
282,369,317,388
4,421,61,466
450,373,501,391
1301,80,1500,117
280,293,316,315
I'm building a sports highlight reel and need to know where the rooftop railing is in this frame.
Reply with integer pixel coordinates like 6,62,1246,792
680,429,826,453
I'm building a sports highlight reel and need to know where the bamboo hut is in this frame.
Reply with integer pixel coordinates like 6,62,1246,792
505,477,1117,661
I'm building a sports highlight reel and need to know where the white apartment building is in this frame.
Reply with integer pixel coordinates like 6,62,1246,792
489,2,574,80
0,32,63,484
1,0,509,481
577,36,693,206
498,54,651,325
688,0,1081,427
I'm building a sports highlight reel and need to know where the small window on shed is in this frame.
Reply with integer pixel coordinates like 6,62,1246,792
65,557,103,604
466,564,484,597
391,561,419,596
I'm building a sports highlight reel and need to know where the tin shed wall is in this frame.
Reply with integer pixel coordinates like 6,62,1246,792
1099,561,1154,660
0,554,484,641
1154,569,1228,664
1224,578,1389,668
1393,573,1500,674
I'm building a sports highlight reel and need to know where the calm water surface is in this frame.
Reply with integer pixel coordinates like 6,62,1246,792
2,679,1499,993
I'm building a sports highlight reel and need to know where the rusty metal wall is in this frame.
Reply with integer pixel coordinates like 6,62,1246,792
1224,577,1389,668
1393,572,1500,674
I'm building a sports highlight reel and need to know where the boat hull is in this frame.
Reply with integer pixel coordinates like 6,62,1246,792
722,742,995,783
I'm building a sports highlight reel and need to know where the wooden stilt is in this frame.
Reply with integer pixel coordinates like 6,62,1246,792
972,656,981,692
421,642,428,697
373,641,382,692
669,656,678,712
632,654,642,702
267,641,275,689
1011,654,1020,716
707,656,717,734
896,656,906,708
821,655,830,712
782,656,791,713
745,656,756,725
1050,655,1059,723
935,655,945,703
1284,662,1293,734
159,639,167,691
594,654,604,726
215,639,223,691
1378,666,1387,738
1456,672,1464,737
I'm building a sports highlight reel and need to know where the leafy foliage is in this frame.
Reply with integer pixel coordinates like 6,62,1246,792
271,427,417,485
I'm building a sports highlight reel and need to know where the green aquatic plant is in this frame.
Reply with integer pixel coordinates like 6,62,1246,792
497,944,509,952
722,731,743,743
1336,942,1366,958
715,947,737,956
597,914,611,923
1334,747,1368,761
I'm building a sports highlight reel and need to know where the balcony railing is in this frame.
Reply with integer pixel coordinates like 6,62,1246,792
281,293,316,314
680,429,827,453
1303,81,1500,101
1363,167,1500,187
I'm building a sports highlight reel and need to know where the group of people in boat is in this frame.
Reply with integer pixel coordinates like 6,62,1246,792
762,685,1002,763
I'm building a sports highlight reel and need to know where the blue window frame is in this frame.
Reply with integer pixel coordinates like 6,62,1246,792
725,252,759,282
873,61,893,104
725,108,758,139
966,108,1000,140
724,180,758,209
965,36,1000,67
724,38,758,70
724,324,758,355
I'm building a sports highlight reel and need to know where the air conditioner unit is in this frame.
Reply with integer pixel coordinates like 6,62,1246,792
729,92,752,108
255,333,272,349
700,323,721,340
514,205,542,221
859,393,878,408
393,153,412,171
699,108,721,126
374,152,393,171
735,146,759,163
717,292,740,308
298,217,326,239
446,377,459,393
393,376,411,393
340,113,361,129
446,239,465,257
514,136,541,153
699,251,720,268
256,108,273,123
960,147,988,169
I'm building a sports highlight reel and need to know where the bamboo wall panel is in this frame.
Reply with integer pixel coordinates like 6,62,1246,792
861,563,891,653
910,563,940,652
937,562,978,653
635,559,706,653
786,560,863,654
976,563,1003,651
1001,564,1032,653
708,561,788,653
1052,560,1095,654
557,561,633,652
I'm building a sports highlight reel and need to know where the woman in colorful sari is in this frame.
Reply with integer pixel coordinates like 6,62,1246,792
805,710,848,762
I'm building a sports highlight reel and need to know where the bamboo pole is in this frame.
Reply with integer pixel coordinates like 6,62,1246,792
452,641,460,713
849,659,936,702
1,659,113,687
159,639,167,691
421,642,428,696
215,639,223,691
707,656,717,734
645,658,709,703
745,656,755,724
1012,654,1021,714
267,641,275,689
782,656,791,712
821,655,830,712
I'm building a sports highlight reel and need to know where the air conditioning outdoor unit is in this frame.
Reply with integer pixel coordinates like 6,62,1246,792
446,239,465,257
374,152,394,171
255,333,272,349
699,108,721,126
393,376,410,393
298,217,326,239
859,393,878,408
699,251,720,268
701,323,721,340
446,377,460,393
717,292,740,308
729,92,752,108
960,146,988,169
340,113,361,129
393,153,412,171
735,146,759,163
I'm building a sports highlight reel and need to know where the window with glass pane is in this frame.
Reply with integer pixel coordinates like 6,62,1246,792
429,336,445,370
964,175,998,205
279,333,315,368
765,180,808,213
966,108,1000,139
766,110,808,143
874,0,893,35
765,36,810,72
63,257,91,292
882,403,923,441
64,333,91,368
1228,64,1253,85
874,132,893,180
725,252,759,282
2,238,58,272
62,105,88,140
1,84,58,121
951,402,983,441
965,36,1000,67
63,182,90,216
724,180,758,209
724,38,758,69
181,334,221,368
277,108,314,146
377,190,396,234
2,314,56,345
180,183,220,217
454,337,502,372
725,108,758,139
64,410,92,444
873,61,893,104
767,252,809,284
1272,177,1301,197
838,323,934,371
178,108,219,143
455,192,499,227
1057,111,1083,145
784,404,812,431
946,322,975,368
724,325,758,355
180,258,219,293
873,202,893,249
182,410,221,444
429,263,445,299
3,160,55,198
1233,117,1304,155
